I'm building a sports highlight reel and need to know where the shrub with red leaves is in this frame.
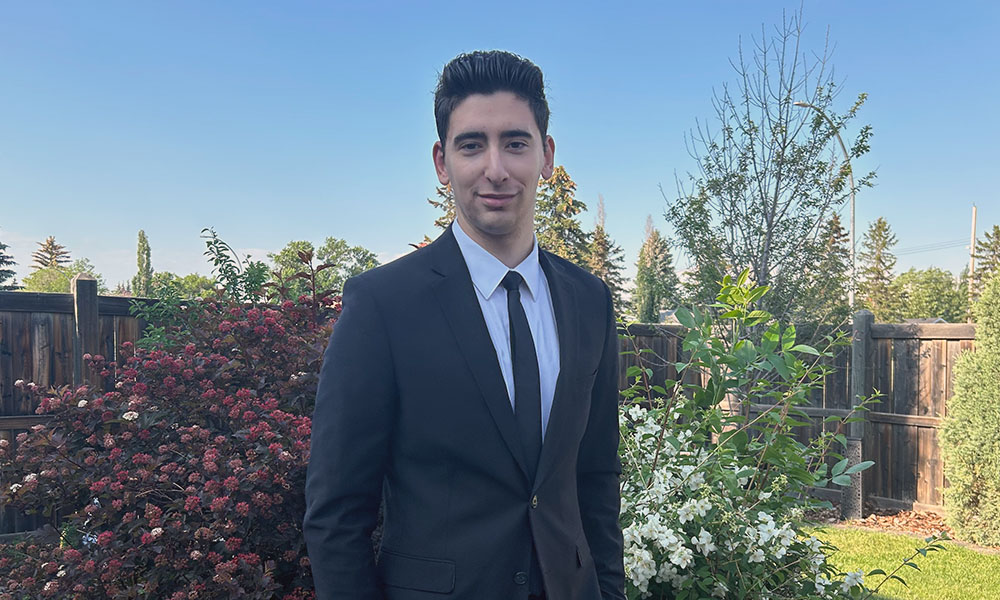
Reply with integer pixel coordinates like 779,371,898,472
0,292,338,599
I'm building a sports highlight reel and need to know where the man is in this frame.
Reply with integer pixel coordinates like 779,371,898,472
303,50,625,600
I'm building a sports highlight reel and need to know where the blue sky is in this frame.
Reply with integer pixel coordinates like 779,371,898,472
1,1,997,289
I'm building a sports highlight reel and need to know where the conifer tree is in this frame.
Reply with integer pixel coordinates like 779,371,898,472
857,217,903,321
535,165,589,265
0,239,19,290
633,216,680,323
803,214,851,325
972,224,1000,300
31,236,71,269
427,184,455,231
132,230,154,297
585,196,626,310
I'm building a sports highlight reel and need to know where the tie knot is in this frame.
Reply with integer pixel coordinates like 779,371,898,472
502,270,524,292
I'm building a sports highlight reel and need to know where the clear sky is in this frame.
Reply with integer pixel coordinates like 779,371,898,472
1,1,997,289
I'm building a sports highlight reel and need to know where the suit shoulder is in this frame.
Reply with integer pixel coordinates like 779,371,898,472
543,250,609,296
343,244,432,294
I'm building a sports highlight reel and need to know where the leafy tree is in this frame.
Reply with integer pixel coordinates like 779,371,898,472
150,271,218,299
535,165,590,265
268,237,379,300
201,228,269,304
857,217,903,322
892,267,965,322
584,195,626,311
131,230,154,297
0,238,19,290
972,224,1000,300
427,184,456,231
633,216,681,323
20,258,108,294
31,236,71,269
941,273,1000,545
665,12,874,328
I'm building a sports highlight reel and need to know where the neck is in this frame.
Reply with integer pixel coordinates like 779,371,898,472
456,216,535,268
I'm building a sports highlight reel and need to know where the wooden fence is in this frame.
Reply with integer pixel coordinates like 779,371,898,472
0,293,977,538
0,277,151,538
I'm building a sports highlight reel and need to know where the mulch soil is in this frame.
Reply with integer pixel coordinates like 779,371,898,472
805,502,1000,555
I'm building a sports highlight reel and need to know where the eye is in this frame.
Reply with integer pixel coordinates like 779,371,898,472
508,141,528,150
459,142,481,152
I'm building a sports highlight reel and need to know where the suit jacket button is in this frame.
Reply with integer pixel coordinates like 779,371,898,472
531,494,538,508
514,571,528,585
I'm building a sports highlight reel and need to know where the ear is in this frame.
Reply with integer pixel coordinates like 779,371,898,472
432,140,450,185
541,135,555,180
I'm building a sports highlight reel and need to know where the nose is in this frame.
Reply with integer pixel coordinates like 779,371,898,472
483,146,509,184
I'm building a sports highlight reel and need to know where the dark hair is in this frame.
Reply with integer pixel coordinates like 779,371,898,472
434,50,550,145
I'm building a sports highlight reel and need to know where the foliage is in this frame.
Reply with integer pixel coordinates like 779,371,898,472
535,165,590,265
666,12,874,330
0,238,19,290
267,238,378,302
857,218,902,322
891,267,965,323
633,216,680,323
132,230,154,298
618,270,894,599
20,259,108,294
150,272,218,300
940,273,1000,546
803,215,852,329
971,224,1000,301
427,184,455,231
585,196,626,311
31,236,71,270
201,228,269,305
0,287,337,599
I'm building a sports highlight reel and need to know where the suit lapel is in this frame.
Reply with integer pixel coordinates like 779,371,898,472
429,225,531,481
534,249,579,487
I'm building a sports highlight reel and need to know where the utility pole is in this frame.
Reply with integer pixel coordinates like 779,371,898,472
969,204,977,321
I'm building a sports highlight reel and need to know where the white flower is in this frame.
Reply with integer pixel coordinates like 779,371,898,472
150,527,164,539
9,483,22,493
712,581,729,598
669,544,694,568
77,400,88,408
122,411,139,421
676,501,695,524
759,491,772,500
14,379,24,386
57,569,66,577
757,519,778,543
190,550,203,560
694,528,716,555
749,548,765,562
44,581,58,592
23,473,37,483
842,570,864,591
815,574,830,594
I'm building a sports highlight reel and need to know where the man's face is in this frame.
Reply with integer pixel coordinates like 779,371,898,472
433,92,555,247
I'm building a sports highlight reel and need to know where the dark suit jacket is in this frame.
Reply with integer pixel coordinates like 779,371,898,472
303,223,625,600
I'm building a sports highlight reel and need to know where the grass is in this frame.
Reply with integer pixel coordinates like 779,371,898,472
808,525,1000,600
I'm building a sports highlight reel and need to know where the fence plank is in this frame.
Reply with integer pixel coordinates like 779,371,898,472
871,323,976,339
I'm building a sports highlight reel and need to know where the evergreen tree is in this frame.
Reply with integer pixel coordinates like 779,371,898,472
0,238,18,290
584,196,626,310
535,165,589,265
857,217,903,321
633,216,680,323
802,214,851,325
427,184,456,231
31,236,71,269
21,258,107,294
131,230,154,297
972,224,1000,300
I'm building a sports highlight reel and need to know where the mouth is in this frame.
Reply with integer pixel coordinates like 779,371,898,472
477,193,516,208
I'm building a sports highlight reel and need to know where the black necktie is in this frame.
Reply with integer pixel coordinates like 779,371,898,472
501,270,542,482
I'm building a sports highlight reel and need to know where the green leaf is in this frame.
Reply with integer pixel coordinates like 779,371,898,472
789,344,820,356
831,474,852,486
832,458,849,476
844,460,874,475
674,307,696,329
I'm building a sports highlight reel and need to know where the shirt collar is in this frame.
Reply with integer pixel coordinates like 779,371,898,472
452,218,542,301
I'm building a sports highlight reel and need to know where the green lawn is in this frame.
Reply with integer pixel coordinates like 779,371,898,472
808,526,1000,600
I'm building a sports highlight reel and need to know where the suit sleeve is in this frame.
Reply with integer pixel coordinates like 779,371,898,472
304,275,396,600
577,281,626,600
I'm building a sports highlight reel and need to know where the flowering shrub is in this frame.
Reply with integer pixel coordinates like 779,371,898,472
619,271,893,599
0,289,336,598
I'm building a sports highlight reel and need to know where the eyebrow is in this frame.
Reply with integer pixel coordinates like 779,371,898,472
451,129,534,146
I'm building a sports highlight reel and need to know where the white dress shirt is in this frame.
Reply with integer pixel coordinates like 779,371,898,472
452,218,561,438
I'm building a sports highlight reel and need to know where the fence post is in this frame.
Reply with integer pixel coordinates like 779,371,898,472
843,309,874,519
71,274,99,387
